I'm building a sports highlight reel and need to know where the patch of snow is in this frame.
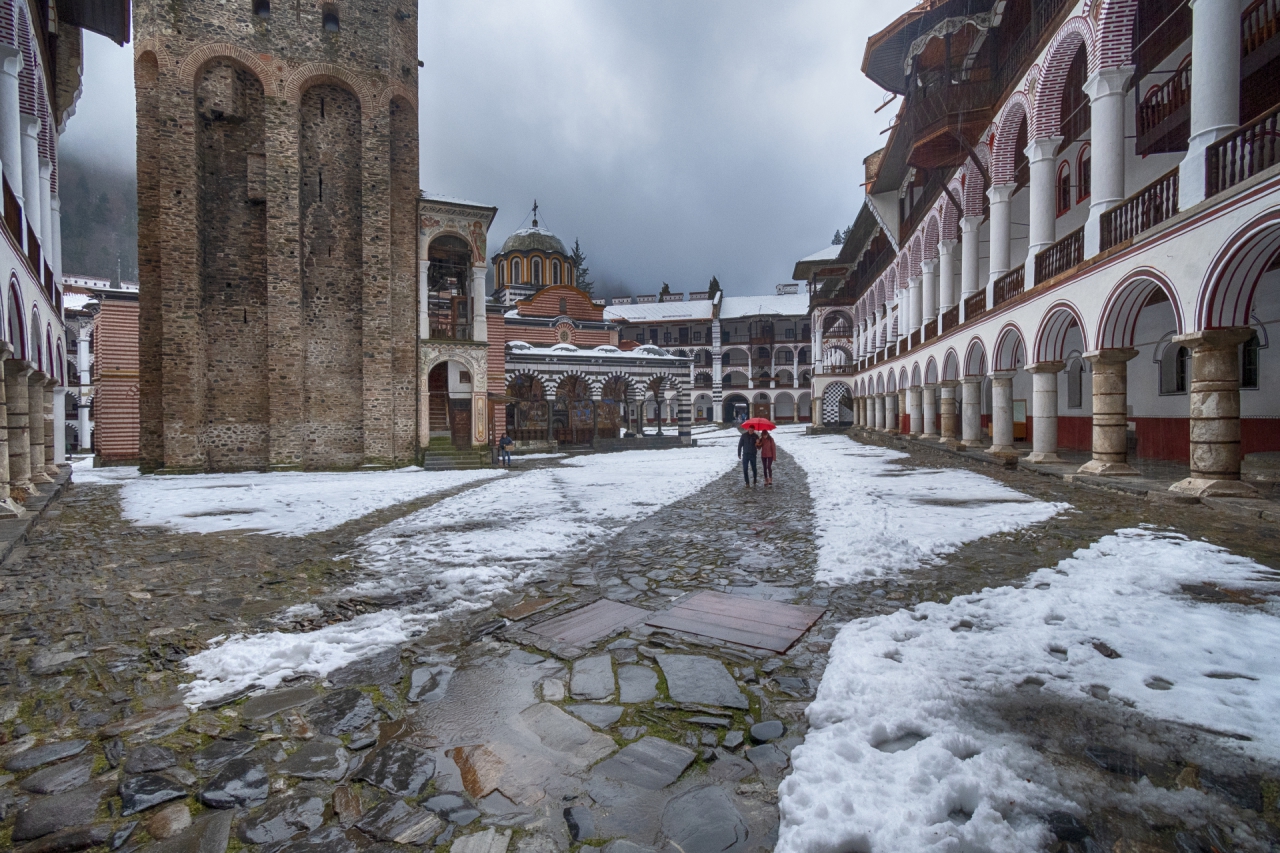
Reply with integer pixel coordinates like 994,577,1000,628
182,444,735,706
778,527,1280,853
275,602,323,623
784,434,1066,582
71,458,141,485
113,468,505,536
511,453,566,461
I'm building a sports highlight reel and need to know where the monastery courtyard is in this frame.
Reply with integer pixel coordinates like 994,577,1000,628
0,430,1275,852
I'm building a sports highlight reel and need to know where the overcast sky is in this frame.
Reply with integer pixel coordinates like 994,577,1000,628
61,0,901,298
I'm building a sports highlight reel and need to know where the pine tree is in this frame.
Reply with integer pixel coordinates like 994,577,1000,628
659,282,672,298
570,239,593,295
832,230,843,245
707,276,722,300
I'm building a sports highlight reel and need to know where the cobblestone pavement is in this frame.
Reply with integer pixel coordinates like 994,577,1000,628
0,438,1277,853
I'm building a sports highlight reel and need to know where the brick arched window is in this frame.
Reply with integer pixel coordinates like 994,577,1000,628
1056,161,1072,216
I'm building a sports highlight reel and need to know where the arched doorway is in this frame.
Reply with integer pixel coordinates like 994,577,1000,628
600,376,630,438
752,392,772,420
428,360,476,449
505,374,547,442
723,393,749,424
555,375,594,445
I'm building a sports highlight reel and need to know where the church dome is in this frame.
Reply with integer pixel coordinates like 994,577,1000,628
500,224,568,256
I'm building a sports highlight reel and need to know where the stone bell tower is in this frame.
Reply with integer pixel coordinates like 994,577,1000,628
134,0,420,472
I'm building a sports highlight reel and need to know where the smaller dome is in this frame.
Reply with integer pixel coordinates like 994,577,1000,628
593,345,620,354
637,345,669,357
550,343,579,353
507,340,533,351
500,224,568,256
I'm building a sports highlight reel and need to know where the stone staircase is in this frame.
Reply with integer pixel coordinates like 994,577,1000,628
418,438,493,471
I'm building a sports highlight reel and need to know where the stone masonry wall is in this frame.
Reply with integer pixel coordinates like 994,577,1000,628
135,0,420,472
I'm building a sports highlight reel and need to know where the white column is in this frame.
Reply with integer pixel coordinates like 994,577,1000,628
937,240,957,314
875,394,886,430
962,378,983,447
78,397,90,452
53,383,64,464
0,46,21,203
1026,136,1064,281
1085,67,1135,254
921,384,938,437
908,386,922,435
921,259,938,330
1027,361,1065,463
38,158,51,261
20,116,40,239
470,264,488,343
418,259,430,338
986,184,1015,298
987,371,1017,455
1180,0,1240,209
960,216,981,301
907,275,923,334
885,391,899,433
49,195,61,283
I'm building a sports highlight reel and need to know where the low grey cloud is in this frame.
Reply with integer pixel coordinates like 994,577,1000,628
61,0,901,296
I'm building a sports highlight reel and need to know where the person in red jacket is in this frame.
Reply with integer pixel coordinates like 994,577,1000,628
758,430,777,485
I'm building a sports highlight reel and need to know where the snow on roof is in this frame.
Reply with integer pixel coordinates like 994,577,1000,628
800,244,842,263
422,193,496,210
719,292,810,319
506,342,681,360
63,293,97,312
603,300,716,323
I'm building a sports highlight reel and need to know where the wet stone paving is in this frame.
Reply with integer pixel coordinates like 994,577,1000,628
0,437,1278,853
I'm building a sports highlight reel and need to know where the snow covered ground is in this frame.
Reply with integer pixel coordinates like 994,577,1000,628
776,432,1280,853
77,463,505,536
782,431,1066,582
182,444,735,706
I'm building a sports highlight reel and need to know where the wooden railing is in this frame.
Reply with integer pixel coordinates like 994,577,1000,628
427,320,472,341
992,266,1025,307
824,365,856,375
1206,104,1280,197
909,329,920,348
1136,66,1191,155
963,291,987,322
25,223,39,273
1034,226,1084,285
1243,0,1280,59
43,265,53,302
941,305,960,334
2,176,19,245
923,319,937,341
1101,168,1180,250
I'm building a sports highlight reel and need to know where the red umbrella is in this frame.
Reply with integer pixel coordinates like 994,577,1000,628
740,418,776,431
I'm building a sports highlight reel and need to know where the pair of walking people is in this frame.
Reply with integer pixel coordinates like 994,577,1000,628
737,426,776,486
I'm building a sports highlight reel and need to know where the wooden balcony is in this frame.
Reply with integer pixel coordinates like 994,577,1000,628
963,291,987,322
1243,0,1280,76
909,329,920,349
1207,104,1280,196
923,319,937,341
1034,226,1084,285
992,266,1025,308
1136,66,1191,156
940,305,960,334
1102,168,1180,249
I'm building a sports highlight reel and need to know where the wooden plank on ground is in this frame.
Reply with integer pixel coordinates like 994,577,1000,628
645,590,825,653
528,599,651,647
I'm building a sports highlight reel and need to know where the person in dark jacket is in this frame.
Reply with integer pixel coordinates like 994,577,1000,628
738,427,758,486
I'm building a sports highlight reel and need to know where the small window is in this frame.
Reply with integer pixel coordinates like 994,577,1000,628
532,258,542,285
253,0,270,16
1056,162,1072,216
322,4,340,30
511,258,521,283
693,331,702,342
1160,342,1190,394
1077,145,1091,203
459,371,472,384
636,332,644,343
663,331,672,344
551,259,561,285
1243,332,1261,389
1067,359,1084,408
559,297,567,315
649,329,657,344
785,328,795,339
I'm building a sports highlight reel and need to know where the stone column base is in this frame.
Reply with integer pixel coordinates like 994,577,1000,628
962,439,985,449
29,470,53,485
986,445,1018,458
0,495,20,517
1169,477,1259,498
940,438,965,450
1025,451,1064,464
1077,459,1139,476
